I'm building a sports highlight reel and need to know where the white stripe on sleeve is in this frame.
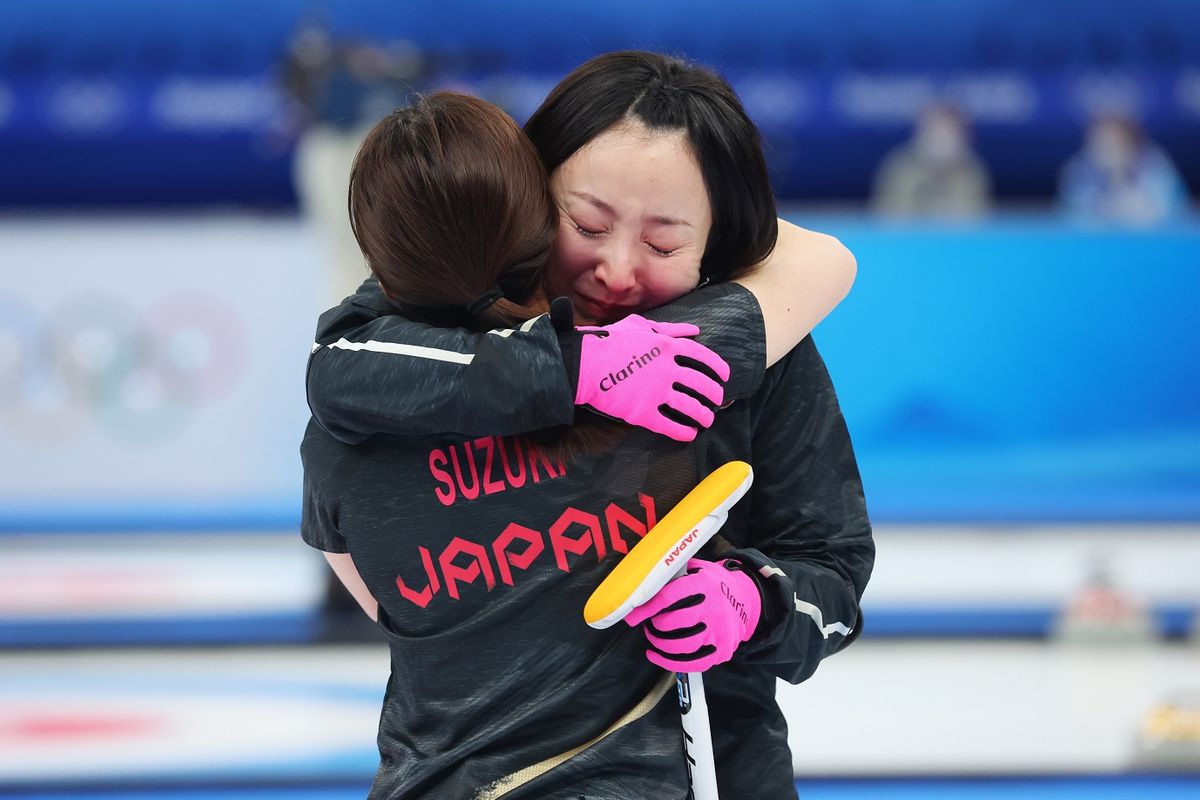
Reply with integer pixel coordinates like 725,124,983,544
759,565,853,638
323,338,475,365
793,597,853,639
315,313,546,361
487,314,545,338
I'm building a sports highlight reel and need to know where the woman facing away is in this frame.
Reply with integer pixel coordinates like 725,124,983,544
306,51,856,447
303,53,873,800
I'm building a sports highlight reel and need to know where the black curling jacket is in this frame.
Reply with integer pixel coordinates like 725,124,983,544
301,280,873,799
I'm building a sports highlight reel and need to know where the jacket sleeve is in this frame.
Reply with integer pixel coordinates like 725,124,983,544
306,281,576,444
299,420,349,554
727,336,875,684
640,282,767,401
307,280,769,444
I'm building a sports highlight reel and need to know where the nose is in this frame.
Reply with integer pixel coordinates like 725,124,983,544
592,242,638,295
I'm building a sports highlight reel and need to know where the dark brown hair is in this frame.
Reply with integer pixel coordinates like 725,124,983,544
524,50,778,284
348,91,556,330
348,92,623,458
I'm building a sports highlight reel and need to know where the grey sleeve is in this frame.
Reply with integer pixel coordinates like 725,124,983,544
299,424,349,554
728,337,875,684
640,282,767,402
306,284,576,444
306,280,766,444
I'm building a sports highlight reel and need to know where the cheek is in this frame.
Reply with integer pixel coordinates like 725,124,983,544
549,224,594,286
639,258,703,306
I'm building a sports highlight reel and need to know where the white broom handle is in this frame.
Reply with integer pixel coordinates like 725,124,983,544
677,671,719,800
584,463,754,800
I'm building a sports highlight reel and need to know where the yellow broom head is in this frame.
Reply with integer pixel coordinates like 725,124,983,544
584,461,753,629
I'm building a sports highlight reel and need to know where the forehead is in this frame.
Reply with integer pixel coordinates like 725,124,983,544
552,122,711,223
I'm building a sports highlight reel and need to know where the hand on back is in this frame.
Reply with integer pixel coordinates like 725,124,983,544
574,314,729,442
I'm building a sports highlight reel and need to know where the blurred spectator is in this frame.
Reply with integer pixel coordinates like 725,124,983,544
1058,115,1190,225
282,20,426,305
872,103,992,219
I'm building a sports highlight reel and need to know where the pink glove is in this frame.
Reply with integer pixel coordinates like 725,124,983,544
575,314,730,442
624,558,762,672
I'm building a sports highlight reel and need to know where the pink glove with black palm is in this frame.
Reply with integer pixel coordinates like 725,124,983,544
573,314,730,442
624,558,762,672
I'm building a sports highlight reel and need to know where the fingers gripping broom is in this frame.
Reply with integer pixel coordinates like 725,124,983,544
585,461,754,800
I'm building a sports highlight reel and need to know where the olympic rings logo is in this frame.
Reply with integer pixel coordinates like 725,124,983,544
0,291,246,445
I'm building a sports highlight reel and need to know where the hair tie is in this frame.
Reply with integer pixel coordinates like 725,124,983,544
467,286,505,316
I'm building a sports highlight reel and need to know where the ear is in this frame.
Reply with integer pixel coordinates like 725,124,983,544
376,279,396,302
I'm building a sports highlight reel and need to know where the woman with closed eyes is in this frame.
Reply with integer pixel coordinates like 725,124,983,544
302,52,872,800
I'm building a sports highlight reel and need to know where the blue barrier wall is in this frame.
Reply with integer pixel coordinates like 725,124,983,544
806,215,1200,521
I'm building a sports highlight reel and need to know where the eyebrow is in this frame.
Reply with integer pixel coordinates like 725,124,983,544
569,191,693,228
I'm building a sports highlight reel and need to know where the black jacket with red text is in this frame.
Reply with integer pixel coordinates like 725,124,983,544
301,281,873,799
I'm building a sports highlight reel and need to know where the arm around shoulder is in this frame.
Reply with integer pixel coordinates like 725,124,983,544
734,219,857,366
306,282,576,442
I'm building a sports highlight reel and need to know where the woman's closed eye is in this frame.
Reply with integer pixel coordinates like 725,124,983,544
570,215,678,255
574,223,605,238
